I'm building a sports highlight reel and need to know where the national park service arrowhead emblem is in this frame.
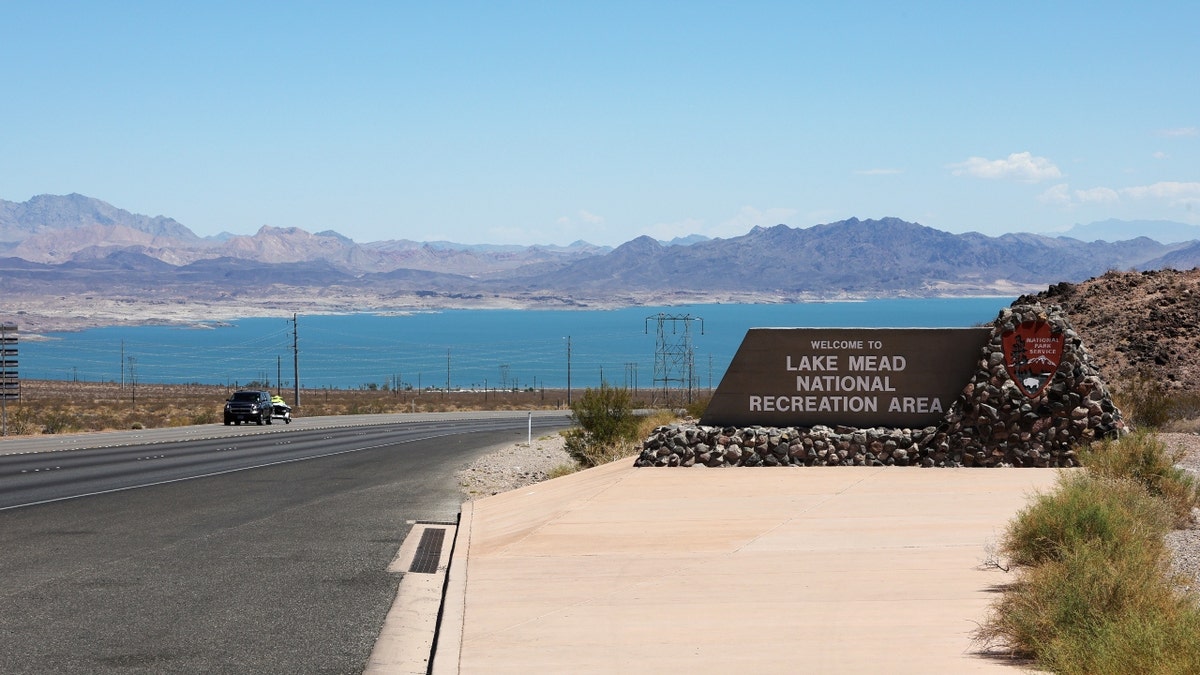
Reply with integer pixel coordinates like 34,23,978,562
1002,320,1064,398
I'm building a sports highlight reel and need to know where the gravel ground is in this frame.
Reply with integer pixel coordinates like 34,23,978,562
456,431,574,499
1160,432,1200,593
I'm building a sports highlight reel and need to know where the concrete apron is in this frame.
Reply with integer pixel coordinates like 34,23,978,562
430,461,1062,674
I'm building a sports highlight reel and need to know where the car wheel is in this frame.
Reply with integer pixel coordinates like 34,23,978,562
224,419,231,426
266,413,272,425
284,417,291,424
257,413,265,425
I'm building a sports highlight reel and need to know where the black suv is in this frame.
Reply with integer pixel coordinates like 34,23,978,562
224,390,274,425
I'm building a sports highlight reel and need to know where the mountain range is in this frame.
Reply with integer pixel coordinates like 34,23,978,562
3,194,1200,317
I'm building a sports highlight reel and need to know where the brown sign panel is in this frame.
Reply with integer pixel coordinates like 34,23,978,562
1002,321,1064,398
700,328,991,428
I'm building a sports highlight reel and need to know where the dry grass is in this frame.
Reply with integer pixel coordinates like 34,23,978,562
0,379,597,437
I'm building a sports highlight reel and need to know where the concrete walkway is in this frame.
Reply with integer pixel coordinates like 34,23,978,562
433,461,1060,674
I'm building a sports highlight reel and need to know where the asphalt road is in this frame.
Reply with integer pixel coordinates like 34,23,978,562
0,412,572,674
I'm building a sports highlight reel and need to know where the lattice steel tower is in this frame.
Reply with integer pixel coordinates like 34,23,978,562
645,313,704,403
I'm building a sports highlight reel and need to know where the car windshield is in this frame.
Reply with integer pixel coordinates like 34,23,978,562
230,392,260,402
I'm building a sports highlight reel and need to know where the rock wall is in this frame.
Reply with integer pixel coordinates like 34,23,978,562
634,302,1126,468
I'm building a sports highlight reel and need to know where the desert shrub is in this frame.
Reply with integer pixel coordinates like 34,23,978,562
979,453,1200,672
196,407,219,424
347,400,388,415
1165,390,1200,423
1081,431,1199,527
562,429,616,468
1113,373,1172,429
39,408,75,434
3,406,36,435
683,393,711,420
564,406,682,469
980,537,1200,674
1001,472,1171,568
635,410,678,438
564,384,643,468
570,383,639,444
546,463,579,479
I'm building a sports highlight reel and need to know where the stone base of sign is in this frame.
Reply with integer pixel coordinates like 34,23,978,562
634,302,1127,468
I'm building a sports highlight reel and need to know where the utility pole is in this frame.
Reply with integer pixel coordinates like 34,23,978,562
291,313,300,407
565,335,572,406
127,356,137,404
445,348,450,398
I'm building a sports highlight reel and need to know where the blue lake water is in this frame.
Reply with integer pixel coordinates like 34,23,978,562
17,298,1013,390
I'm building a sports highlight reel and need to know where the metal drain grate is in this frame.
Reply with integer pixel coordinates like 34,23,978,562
408,527,446,574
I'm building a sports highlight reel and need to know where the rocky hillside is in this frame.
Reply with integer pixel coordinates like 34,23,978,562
1018,268,1200,394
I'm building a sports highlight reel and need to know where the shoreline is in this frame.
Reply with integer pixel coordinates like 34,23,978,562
4,290,1026,336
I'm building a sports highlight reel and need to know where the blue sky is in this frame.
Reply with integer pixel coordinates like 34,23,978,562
3,2,1197,246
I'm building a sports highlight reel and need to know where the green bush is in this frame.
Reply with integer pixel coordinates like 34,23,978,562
982,537,1200,674
570,383,639,444
564,384,641,468
978,435,1200,672
1002,472,1171,568
1082,431,1199,527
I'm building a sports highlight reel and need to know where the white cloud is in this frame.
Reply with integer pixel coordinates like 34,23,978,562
1039,181,1200,210
1157,127,1199,138
577,209,605,224
1074,187,1120,203
1153,151,1169,160
854,168,902,175
1038,184,1118,207
950,151,1063,182
1037,184,1072,206
1121,181,1200,205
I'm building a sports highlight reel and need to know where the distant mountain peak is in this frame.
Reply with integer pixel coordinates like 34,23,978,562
0,193,197,243
659,234,710,247
1053,218,1200,244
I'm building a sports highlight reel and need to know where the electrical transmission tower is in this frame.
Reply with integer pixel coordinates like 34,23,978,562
645,313,704,403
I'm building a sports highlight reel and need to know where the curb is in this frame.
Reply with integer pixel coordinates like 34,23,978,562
430,501,473,675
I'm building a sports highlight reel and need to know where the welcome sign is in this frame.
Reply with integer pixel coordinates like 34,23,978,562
700,328,992,428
